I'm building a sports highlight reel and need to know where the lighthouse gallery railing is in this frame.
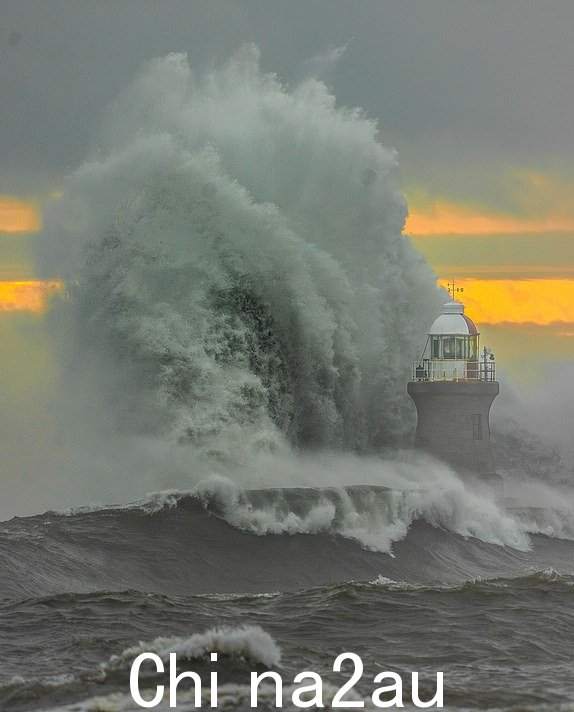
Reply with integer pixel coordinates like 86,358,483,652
411,359,496,382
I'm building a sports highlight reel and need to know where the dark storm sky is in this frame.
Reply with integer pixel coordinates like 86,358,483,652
2,0,574,200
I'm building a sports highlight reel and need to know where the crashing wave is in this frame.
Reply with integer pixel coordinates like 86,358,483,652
37,46,442,470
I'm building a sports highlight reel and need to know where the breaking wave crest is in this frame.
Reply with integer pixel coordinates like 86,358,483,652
107,625,280,671
189,474,530,552
37,45,442,480
3,480,574,600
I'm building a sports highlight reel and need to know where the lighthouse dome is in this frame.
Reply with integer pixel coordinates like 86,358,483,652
428,301,479,336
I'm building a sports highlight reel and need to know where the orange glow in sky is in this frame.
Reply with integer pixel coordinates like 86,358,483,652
439,278,574,326
0,281,64,313
0,196,41,233
404,173,574,357
404,169,574,237
406,201,574,236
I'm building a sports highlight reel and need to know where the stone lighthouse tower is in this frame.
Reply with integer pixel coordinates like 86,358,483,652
407,298,499,478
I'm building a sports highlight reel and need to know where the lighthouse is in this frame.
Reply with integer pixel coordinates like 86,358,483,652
407,297,499,478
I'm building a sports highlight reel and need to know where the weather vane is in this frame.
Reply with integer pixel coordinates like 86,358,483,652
446,279,464,300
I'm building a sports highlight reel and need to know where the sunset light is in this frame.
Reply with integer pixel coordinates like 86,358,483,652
438,278,574,327
0,280,64,313
0,196,41,234
405,201,574,236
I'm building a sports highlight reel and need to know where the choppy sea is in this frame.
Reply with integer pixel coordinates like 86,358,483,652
2,485,574,711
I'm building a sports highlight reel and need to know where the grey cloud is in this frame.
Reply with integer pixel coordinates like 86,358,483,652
2,0,574,194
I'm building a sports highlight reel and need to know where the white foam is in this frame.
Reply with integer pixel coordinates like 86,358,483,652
191,467,531,554
107,624,281,671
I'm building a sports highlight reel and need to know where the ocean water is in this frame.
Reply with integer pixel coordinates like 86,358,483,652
2,488,574,711
4,48,573,711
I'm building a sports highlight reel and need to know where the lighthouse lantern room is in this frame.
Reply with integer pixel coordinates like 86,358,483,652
413,300,495,382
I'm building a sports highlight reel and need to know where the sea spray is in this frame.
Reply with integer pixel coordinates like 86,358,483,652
36,46,443,480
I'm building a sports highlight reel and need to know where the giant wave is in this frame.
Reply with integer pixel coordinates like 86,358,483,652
32,46,443,496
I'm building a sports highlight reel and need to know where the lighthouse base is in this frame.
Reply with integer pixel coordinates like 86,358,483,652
407,380,499,477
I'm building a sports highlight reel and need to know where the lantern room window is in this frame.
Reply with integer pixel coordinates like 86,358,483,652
469,335,478,360
429,334,480,360
443,337,456,359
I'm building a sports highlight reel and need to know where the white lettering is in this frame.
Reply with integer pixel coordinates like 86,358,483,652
412,672,443,708
170,653,202,708
130,653,164,709
210,652,218,708
292,671,324,708
129,648,444,710
372,672,404,708
251,671,283,708
332,653,364,708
